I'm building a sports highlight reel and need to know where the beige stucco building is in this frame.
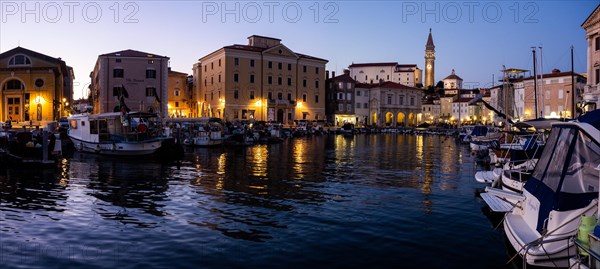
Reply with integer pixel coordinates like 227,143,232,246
90,49,169,116
167,69,191,118
348,63,422,87
194,35,328,124
583,4,600,111
356,81,422,127
518,70,586,120
443,69,463,89
0,47,73,124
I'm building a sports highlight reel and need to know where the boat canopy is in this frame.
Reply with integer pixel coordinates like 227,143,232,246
470,126,488,136
523,118,600,233
577,109,600,130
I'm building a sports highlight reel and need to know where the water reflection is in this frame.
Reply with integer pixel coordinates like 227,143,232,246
0,165,66,213
69,153,172,228
0,134,495,269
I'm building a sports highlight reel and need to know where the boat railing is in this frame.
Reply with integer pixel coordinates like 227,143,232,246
522,235,575,269
573,237,600,269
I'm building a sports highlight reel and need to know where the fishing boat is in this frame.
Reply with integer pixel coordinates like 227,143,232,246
486,110,600,267
167,117,224,147
67,112,170,156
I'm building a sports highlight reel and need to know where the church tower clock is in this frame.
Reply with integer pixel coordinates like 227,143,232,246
425,28,435,88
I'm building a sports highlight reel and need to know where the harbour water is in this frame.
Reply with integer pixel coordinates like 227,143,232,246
1,134,512,269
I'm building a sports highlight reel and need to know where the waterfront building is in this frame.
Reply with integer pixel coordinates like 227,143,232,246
348,63,422,87
425,29,436,88
582,4,600,111
0,47,74,124
451,89,478,124
90,49,169,116
356,81,422,127
479,89,493,125
326,70,356,126
421,96,439,124
443,69,462,89
194,35,328,124
167,69,191,118
518,69,586,120
355,83,371,127
439,89,457,122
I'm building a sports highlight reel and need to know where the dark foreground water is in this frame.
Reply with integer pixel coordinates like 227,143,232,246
0,134,511,269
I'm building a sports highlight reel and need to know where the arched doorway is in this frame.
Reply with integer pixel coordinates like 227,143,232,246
408,113,415,126
3,79,26,121
277,109,284,123
385,112,393,126
397,112,406,127
372,112,378,126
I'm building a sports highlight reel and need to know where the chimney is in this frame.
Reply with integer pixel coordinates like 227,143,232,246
332,71,336,78
326,70,329,79
343,69,350,75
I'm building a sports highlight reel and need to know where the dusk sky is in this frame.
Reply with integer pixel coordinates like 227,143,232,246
1,1,597,99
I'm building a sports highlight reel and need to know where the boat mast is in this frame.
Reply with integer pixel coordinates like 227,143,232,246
532,47,538,119
571,46,576,119
539,46,544,117
503,65,508,130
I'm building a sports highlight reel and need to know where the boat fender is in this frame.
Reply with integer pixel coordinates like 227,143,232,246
111,143,116,152
577,215,597,256
78,142,84,151
95,144,101,153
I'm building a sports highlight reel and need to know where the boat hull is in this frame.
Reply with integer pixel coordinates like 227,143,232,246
69,136,162,156
503,193,597,267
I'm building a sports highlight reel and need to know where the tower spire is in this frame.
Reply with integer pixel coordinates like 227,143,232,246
425,29,436,88
426,29,435,50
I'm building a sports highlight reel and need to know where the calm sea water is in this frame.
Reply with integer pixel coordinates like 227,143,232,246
1,134,512,269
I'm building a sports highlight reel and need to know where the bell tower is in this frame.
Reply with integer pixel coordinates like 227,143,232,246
425,28,435,88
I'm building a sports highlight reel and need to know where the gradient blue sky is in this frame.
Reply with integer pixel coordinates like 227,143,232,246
1,1,597,99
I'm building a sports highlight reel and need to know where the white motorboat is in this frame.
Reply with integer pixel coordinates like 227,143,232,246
68,112,169,156
491,110,600,267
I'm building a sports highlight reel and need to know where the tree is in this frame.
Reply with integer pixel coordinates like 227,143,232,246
425,85,435,95
435,81,444,89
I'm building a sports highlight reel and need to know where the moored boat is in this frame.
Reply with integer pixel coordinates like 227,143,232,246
67,112,171,156
494,110,600,267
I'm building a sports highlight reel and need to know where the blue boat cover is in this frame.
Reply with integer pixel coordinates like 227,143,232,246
523,124,600,233
577,109,600,130
470,126,488,136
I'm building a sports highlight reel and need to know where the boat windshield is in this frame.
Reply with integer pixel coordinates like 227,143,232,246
532,125,600,194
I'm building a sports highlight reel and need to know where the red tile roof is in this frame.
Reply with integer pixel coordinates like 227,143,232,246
221,44,327,62
524,71,585,80
444,74,462,80
349,62,398,68
169,69,188,76
328,73,355,83
453,98,474,103
100,49,168,58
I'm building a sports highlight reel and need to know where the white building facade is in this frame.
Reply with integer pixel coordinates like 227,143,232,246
582,4,600,111
348,63,422,87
